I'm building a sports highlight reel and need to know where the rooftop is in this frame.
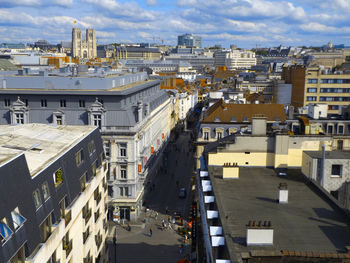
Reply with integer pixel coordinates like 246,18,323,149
202,100,286,123
0,124,96,175
208,167,350,261
304,150,350,159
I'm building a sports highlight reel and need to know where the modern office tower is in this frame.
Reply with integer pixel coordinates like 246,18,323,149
177,34,202,48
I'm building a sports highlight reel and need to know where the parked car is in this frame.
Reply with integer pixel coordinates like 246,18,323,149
178,188,186,198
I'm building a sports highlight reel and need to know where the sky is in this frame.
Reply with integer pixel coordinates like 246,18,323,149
0,0,350,48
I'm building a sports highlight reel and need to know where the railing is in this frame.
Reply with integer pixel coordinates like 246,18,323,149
64,210,72,227
63,240,72,257
83,230,90,244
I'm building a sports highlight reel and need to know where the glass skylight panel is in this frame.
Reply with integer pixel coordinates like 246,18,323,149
11,211,26,229
0,222,13,242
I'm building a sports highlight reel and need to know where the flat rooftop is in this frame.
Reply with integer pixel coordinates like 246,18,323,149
208,167,350,261
304,150,350,159
0,124,96,175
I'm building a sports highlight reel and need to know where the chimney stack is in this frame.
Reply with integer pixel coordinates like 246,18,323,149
278,183,288,204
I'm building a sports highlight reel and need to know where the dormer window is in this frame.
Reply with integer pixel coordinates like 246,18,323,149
88,98,106,129
10,97,29,125
53,110,65,125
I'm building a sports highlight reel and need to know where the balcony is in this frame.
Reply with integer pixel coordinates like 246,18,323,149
94,211,100,222
83,256,92,263
63,240,72,257
83,208,92,224
64,210,72,227
83,230,90,244
94,192,102,205
95,234,102,249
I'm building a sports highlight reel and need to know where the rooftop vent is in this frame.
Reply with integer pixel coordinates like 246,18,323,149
278,183,288,204
246,220,273,246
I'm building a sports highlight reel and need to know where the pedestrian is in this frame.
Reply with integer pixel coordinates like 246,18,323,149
165,206,168,215
149,228,152,237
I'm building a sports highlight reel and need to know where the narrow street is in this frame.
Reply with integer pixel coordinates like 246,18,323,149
108,129,195,263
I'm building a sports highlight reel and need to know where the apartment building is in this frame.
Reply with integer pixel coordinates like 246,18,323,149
214,49,256,70
0,124,108,263
282,65,350,114
0,69,174,221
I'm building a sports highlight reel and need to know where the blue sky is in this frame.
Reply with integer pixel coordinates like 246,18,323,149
0,0,349,48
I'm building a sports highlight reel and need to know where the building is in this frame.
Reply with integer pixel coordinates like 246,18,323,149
115,46,161,61
177,34,202,48
282,65,350,114
0,124,108,263
0,69,174,221
72,28,97,59
302,150,350,209
214,49,256,70
196,164,350,263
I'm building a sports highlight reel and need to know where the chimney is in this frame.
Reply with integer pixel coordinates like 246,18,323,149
222,162,239,179
278,183,288,204
246,220,273,246
137,100,143,123
252,116,267,135
288,105,294,119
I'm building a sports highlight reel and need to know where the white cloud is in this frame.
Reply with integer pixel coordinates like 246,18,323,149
52,0,73,7
0,0,41,6
146,0,157,6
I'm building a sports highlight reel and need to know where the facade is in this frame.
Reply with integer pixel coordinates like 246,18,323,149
115,46,161,61
0,124,108,263
282,65,350,114
302,151,350,207
72,28,97,59
0,70,174,221
214,49,256,69
177,34,202,48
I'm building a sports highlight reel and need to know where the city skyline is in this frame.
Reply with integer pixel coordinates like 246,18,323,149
0,0,350,48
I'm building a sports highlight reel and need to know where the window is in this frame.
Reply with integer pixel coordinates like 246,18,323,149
60,99,66,108
42,182,50,201
204,131,209,140
119,143,127,157
327,125,334,134
56,115,63,125
119,187,129,196
41,99,47,107
79,100,85,107
40,214,52,242
331,164,342,177
75,149,83,166
307,79,318,84
337,140,344,150
91,161,97,176
306,96,317,101
93,114,102,128
120,165,127,179
4,99,10,107
0,219,13,243
80,173,87,192
33,189,42,209
11,208,26,230
338,125,344,134
217,132,222,140
53,168,63,187
88,140,95,155
104,142,110,157
15,113,24,124
307,88,317,93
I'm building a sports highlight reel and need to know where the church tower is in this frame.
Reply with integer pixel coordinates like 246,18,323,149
72,28,82,58
86,29,97,58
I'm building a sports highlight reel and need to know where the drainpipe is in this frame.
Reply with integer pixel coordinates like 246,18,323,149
321,144,325,187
